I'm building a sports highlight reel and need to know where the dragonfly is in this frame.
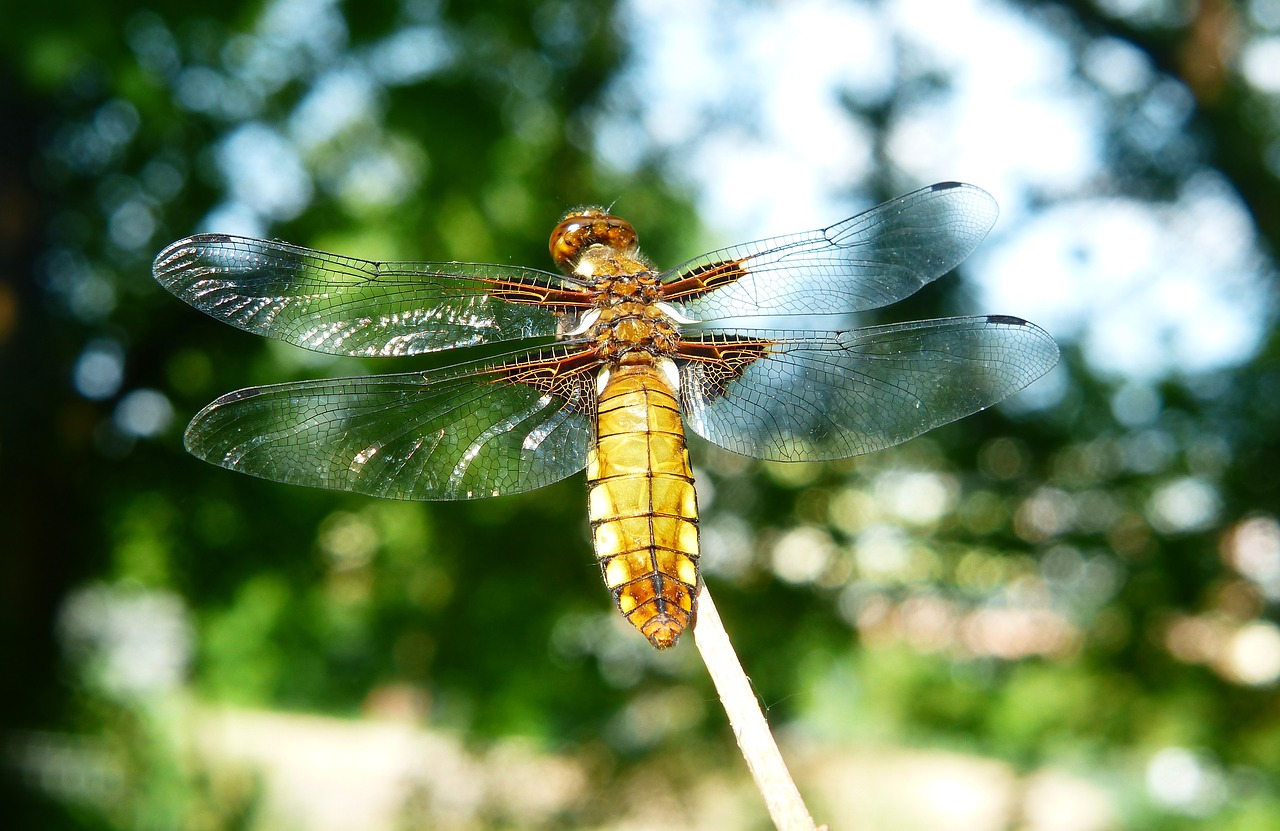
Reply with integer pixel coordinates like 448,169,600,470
153,182,1058,649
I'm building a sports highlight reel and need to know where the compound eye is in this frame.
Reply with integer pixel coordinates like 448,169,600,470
549,210,639,271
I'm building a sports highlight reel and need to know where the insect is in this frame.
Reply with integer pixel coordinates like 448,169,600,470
153,182,1058,649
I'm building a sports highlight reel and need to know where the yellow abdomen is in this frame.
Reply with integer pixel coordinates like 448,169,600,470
587,357,700,648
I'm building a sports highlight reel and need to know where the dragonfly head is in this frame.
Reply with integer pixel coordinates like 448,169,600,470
550,208,640,273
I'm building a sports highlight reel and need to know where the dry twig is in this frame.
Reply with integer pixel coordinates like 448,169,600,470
693,583,827,831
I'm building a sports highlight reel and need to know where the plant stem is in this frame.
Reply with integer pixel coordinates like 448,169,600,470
693,583,826,831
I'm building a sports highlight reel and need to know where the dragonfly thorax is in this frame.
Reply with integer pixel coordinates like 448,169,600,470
587,272,679,361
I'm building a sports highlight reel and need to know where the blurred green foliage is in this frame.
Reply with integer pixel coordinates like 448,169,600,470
2,1,1279,829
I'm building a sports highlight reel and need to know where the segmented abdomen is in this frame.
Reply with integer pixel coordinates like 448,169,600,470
586,358,700,648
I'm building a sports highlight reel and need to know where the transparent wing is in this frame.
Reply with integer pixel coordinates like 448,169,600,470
679,316,1059,461
663,182,998,322
184,348,599,500
153,234,590,357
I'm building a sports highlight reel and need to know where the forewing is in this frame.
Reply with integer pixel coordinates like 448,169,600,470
664,182,998,321
184,348,599,500
680,316,1059,461
153,234,589,357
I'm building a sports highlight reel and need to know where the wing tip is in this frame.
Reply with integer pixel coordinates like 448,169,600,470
182,386,266,449
155,232,235,256
984,314,1062,375
152,233,239,286
927,180,997,217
